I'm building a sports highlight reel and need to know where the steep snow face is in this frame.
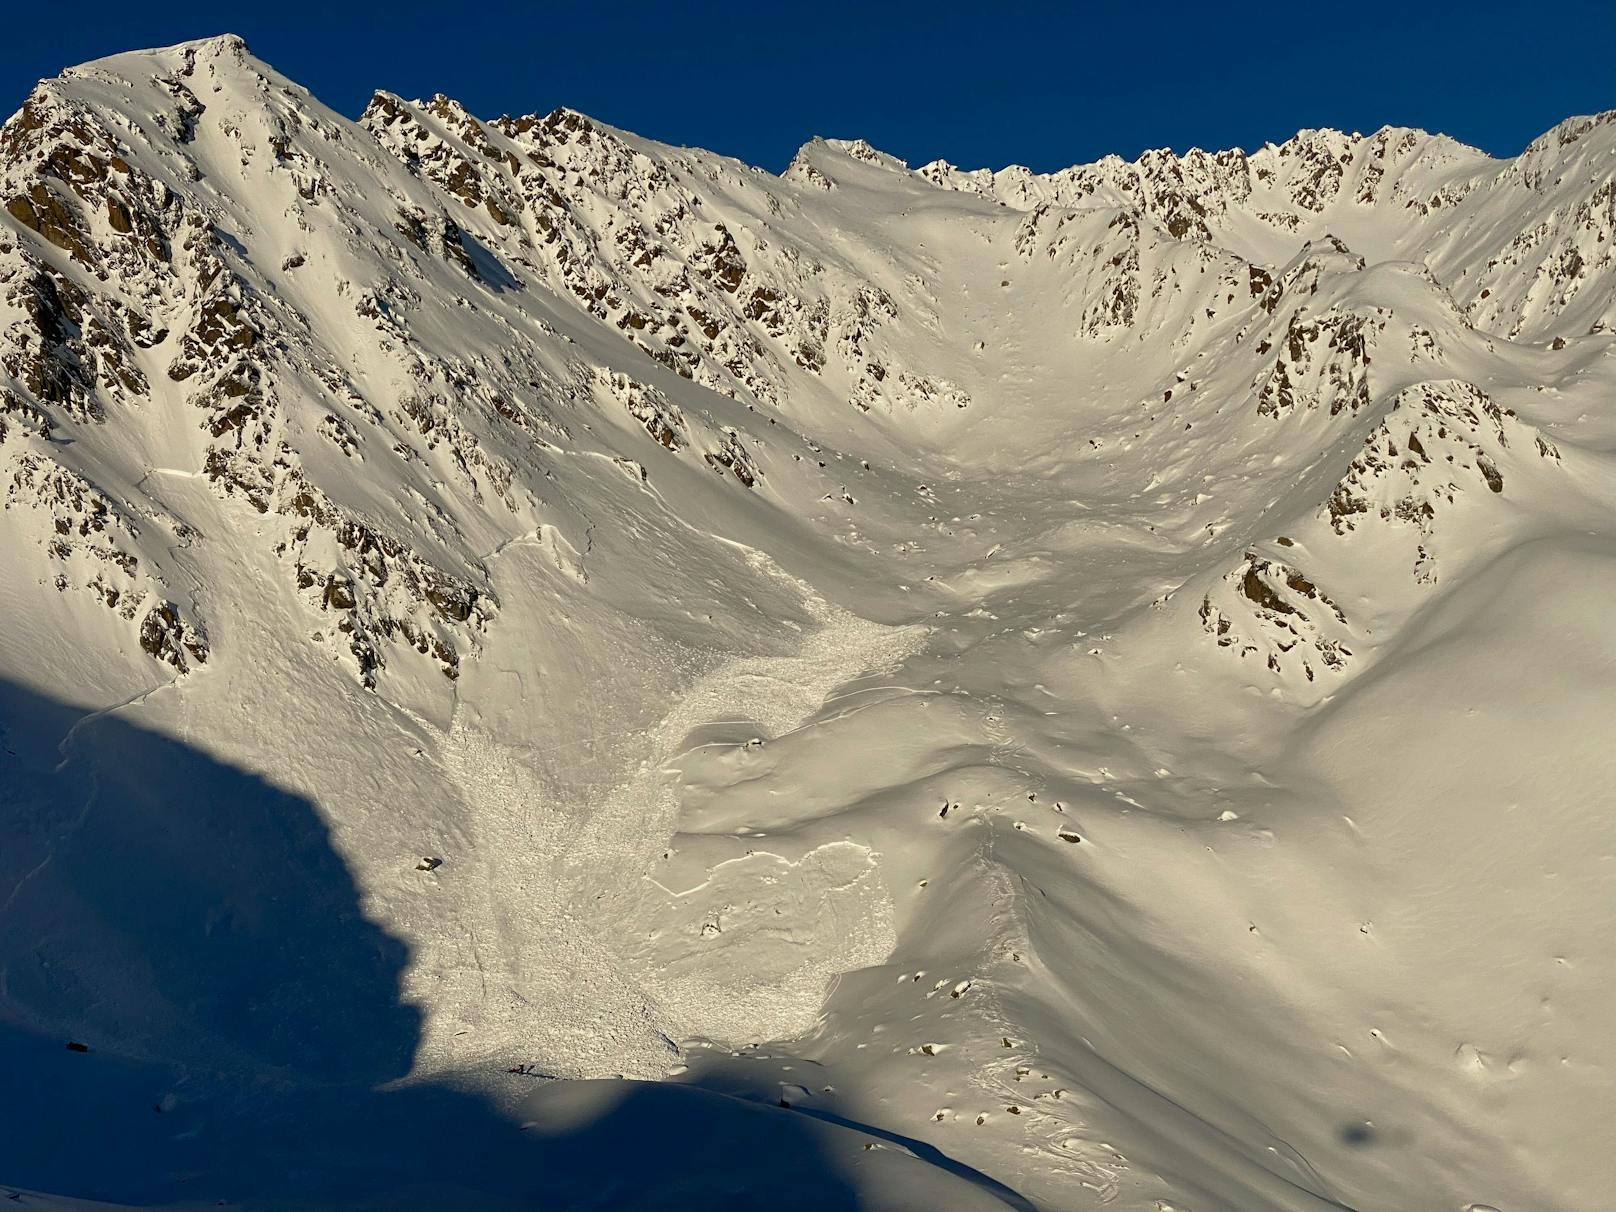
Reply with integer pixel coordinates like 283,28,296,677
3,34,1615,1212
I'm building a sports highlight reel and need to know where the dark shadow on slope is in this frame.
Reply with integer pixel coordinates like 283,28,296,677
460,230,523,293
0,679,419,1088
680,1053,1039,1212
785,1105,1037,1212
0,678,1010,1210
0,675,422,1200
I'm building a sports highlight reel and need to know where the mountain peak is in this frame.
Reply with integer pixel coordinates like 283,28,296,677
61,32,255,82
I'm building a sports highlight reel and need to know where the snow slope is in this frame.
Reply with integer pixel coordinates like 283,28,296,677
2,34,1613,1211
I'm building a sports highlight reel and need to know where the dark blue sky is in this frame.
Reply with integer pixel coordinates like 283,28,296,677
3,1,1611,172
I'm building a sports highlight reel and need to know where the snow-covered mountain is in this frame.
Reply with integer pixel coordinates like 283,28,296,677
2,34,1613,1211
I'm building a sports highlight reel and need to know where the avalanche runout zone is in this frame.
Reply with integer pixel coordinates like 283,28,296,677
427,557,925,1081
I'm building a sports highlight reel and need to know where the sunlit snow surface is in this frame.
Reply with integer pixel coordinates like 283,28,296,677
2,34,1614,1212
